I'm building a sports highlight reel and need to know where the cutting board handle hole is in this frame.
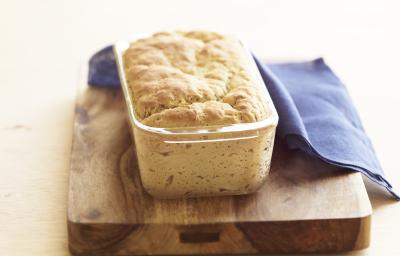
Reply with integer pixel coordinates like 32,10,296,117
179,232,220,243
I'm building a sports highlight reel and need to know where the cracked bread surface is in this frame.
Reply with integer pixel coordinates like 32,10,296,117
123,31,270,128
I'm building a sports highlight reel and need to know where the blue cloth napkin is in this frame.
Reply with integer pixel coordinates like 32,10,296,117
88,46,399,200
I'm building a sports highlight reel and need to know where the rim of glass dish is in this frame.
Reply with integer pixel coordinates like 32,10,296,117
114,32,279,135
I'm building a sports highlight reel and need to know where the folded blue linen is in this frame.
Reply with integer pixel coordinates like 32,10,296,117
87,46,398,200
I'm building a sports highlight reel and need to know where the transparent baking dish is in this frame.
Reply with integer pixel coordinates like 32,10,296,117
114,33,279,199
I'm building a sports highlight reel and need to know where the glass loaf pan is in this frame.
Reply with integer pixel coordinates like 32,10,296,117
114,34,279,199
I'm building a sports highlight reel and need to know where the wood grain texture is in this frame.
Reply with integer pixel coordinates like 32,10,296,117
68,86,372,255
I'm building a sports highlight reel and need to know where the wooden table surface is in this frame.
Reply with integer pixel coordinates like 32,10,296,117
1,0,399,255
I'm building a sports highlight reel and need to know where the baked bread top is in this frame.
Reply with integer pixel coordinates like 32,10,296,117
123,31,270,128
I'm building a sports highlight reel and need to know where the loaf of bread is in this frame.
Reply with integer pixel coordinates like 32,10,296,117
123,31,270,128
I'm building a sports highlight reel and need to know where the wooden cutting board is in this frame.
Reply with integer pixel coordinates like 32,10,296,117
68,86,372,256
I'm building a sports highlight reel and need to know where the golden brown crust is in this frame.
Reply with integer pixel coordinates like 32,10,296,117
123,31,270,128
